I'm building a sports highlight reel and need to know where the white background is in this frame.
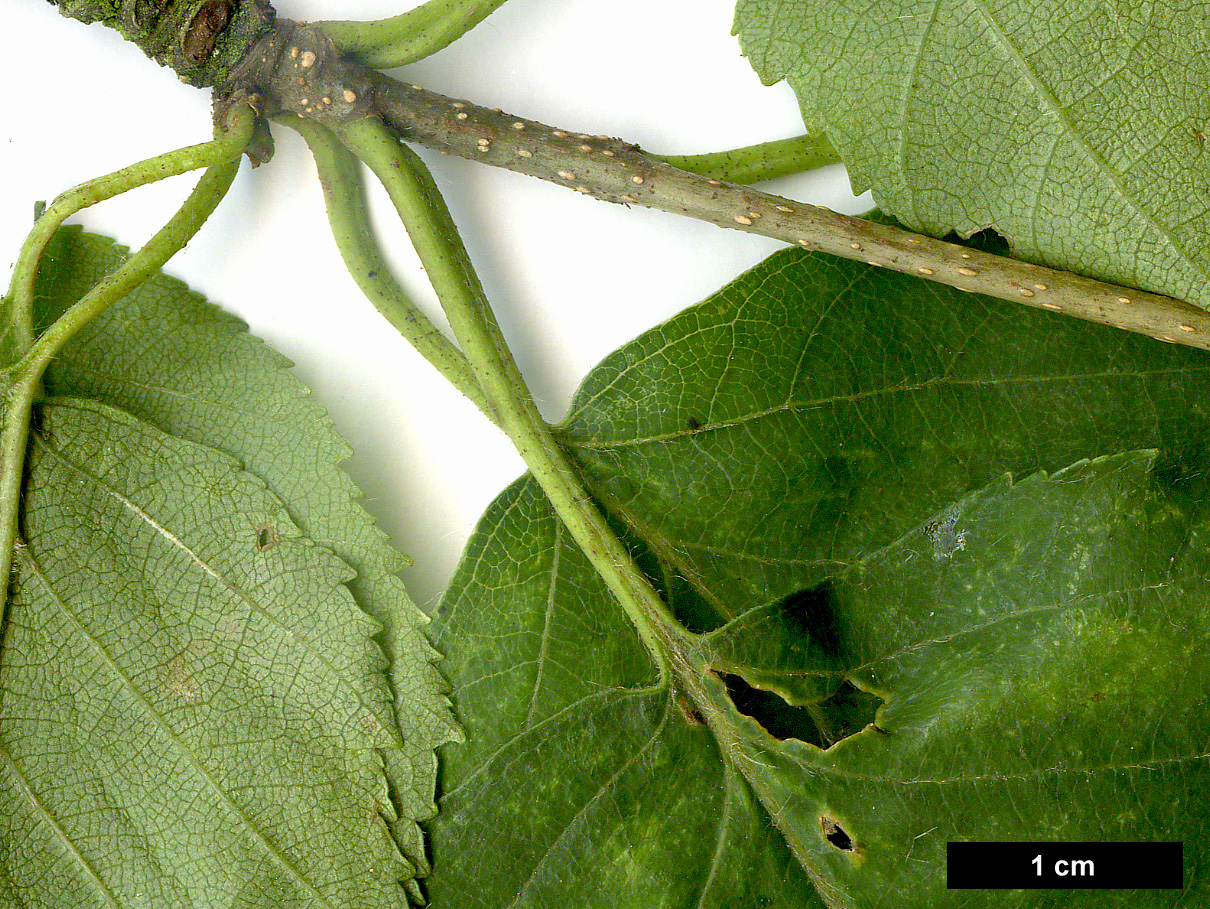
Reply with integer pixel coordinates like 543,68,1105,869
2,0,870,610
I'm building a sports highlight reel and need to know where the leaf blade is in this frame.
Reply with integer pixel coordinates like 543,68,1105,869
700,452,1210,906
733,0,1210,307
31,226,459,876
430,248,1210,905
1,398,407,908
428,477,822,909
560,248,1210,631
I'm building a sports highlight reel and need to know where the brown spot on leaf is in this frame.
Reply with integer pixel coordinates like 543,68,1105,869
676,694,705,726
163,655,202,705
255,522,279,553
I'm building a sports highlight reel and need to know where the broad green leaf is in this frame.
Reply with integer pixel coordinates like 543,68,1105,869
561,249,1210,631
1,227,457,905
427,248,1210,906
427,476,822,909
32,227,460,881
699,450,1210,907
1,398,408,908
732,0,1210,308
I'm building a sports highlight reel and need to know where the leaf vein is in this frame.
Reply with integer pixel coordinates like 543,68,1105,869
31,419,391,741
963,0,1210,289
562,366,1210,450
0,745,122,909
16,550,336,909
504,695,674,909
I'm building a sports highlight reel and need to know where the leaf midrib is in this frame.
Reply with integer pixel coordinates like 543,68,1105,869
0,745,121,909
438,684,665,801
893,0,943,226
32,410,395,744
49,363,271,421
694,761,739,909
523,520,562,730
957,0,1210,290
503,694,674,909
15,549,336,909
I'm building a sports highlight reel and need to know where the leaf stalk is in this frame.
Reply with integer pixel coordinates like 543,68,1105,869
18,161,242,382
6,103,256,360
650,133,842,184
279,114,490,418
0,117,247,625
337,116,685,677
316,0,510,69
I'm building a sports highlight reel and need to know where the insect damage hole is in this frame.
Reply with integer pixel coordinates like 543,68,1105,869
720,671,882,748
255,522,279,553
822,815,854,851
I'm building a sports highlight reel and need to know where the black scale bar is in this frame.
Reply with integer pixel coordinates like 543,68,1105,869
947,842,1182,889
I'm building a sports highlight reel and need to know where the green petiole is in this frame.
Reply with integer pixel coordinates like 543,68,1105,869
280,114,490,419
337,116,686,676
317,0,511,70
5,104,255,359
16,160,241,383
0,108,251,622
651,134,841,185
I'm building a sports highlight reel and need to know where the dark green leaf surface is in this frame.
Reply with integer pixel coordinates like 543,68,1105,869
1,398,408,908
561,248,1210,632
699,451,1210,907
429,249,1210,906
32,227,460,878
733,0,1210,308
428,476,822,909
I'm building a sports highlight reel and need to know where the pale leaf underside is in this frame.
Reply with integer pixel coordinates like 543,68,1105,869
0,228,459,906
733,0,1210,309
32,227,460,880
1,399,407,908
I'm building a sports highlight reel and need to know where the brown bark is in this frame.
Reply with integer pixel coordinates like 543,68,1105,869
50,0,273,88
